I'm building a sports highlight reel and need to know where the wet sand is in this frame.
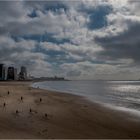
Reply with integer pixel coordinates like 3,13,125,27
0,81,140,138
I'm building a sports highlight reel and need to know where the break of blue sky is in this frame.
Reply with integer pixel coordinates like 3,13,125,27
12,34,71,45
79,4,112,30
0,0,140,80
28,1,68,17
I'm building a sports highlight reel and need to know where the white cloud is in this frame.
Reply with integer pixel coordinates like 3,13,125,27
0,0,140,79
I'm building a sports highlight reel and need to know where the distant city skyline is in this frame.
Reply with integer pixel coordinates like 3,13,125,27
0,64,27,81
0,0,140,80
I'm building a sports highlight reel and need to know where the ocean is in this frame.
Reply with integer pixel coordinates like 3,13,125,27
32,80,140,115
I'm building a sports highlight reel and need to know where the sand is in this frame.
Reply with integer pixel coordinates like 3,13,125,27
0,81,139,138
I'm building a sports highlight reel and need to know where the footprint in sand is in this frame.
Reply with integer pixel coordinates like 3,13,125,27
42,128,48,133
12,110,21,117
38,128,48,136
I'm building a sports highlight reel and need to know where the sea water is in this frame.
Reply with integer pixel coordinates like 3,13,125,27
32,80,140,115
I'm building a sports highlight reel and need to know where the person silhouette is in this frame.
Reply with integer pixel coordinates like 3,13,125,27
21,96,23,101
39,98,42,102
44,113,47,118
29,108,32,113
16,110,19,114
3,103,6,107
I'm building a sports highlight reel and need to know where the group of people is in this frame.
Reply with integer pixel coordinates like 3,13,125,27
3,91,48,118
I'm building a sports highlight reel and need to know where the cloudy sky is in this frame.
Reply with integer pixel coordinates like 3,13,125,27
0,0,140,80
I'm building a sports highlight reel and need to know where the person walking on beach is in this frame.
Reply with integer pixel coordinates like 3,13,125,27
29,108,32,113
3,103,6,107
40,98,42,102
21,96,23,101
16,110,19,114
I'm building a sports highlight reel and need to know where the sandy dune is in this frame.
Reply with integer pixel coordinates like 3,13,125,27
0,81,139,138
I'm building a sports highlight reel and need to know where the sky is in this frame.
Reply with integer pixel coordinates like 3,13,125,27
0,0,140,80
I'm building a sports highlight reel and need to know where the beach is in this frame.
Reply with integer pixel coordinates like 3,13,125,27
0,82,140,138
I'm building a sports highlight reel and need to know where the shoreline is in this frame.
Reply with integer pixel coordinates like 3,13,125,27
0,81,139,138
32,81,140,119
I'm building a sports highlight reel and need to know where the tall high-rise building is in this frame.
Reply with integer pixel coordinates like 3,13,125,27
19,66,27,80
7,67,15,80
0,64,6,80
0,64,3,80
14,68,18,80
4,66,7,80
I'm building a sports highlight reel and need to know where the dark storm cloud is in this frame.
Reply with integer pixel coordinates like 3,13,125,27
95,22,140,63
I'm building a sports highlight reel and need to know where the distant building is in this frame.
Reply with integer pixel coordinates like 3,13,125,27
3,66,7,80
7,67,15,80
19,66,27,80
0,64,28,81
14,68,18,80
0,64,7,80
0,64,4,80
